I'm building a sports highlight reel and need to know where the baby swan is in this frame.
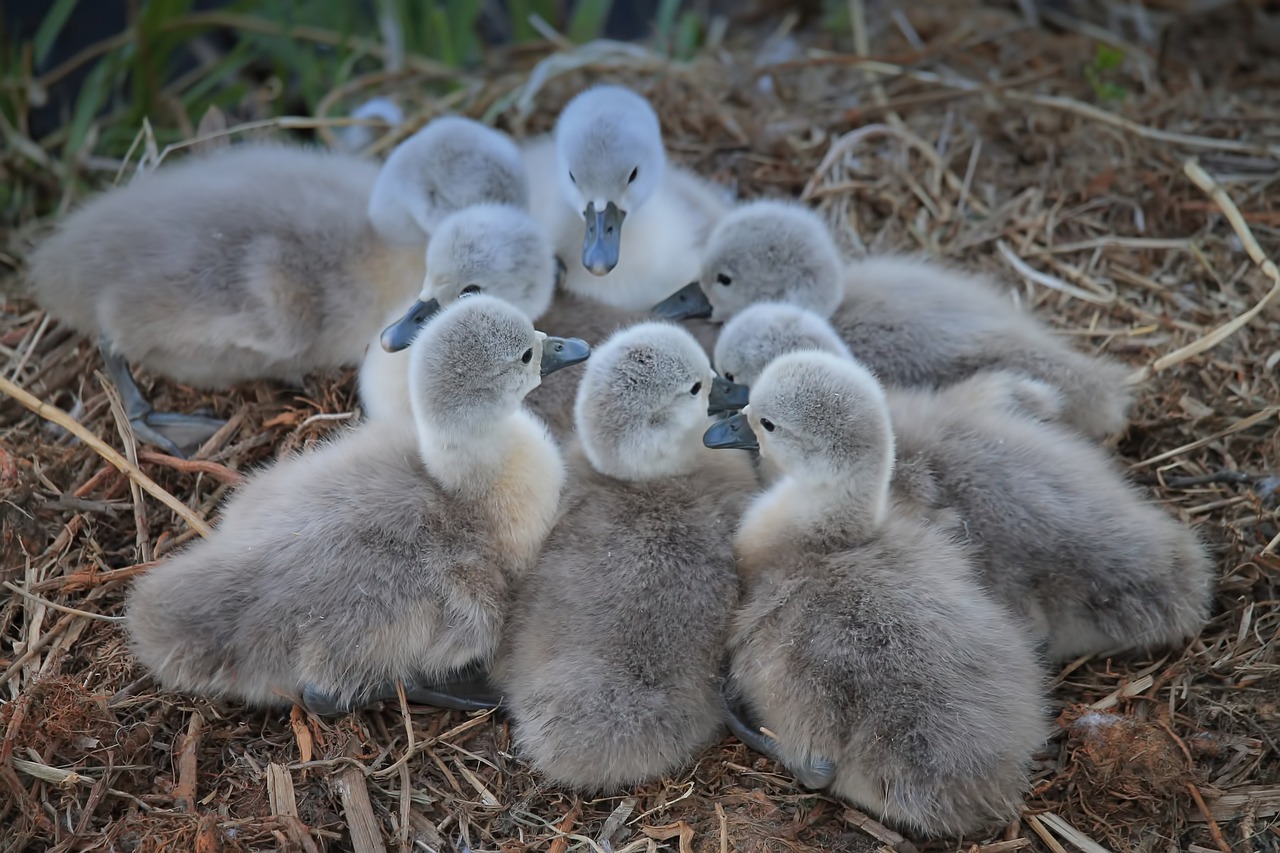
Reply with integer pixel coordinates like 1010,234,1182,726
523,85,729,310
711,304,1214,663
360,203,556,421
655,199,1132,438
367,115,529,248
27,116,524,457
703,352,1046,837
125,296,590,715
498,322,758,791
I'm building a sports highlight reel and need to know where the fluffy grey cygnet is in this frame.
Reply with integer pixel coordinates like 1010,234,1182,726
703,351,1047,837
522,84,729,310
654,199,1132,439
125,296,589,715
712,303,1214,663
497,321,757,791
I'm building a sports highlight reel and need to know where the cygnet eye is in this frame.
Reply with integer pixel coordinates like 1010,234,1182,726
722,371,734,382
461,285,482,296
716,273,732,287
760,417,776,432
521,348,533,364
569,171,577,184
690,381,702,396
628,167,639,184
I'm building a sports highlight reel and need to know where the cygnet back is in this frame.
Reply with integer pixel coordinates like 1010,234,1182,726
681,199,1132,438
29,143,412,388
498,321,757,791
887,372,1214,662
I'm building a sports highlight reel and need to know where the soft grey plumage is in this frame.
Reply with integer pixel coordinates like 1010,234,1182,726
126,296,587,714
359,203,557,421
497,322,757,791
712,304,1214,663
703,351,1047,837
656,199,1132,439
526,292,720,442
522,85,729,309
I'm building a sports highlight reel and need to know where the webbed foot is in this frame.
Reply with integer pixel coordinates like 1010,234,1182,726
99,339,225,458
721,682,836,790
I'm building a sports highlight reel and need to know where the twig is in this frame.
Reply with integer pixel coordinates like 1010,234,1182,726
0,375,212,537
1130,407,1279,470
335,739,384,853
1024,814,1070,853
1036,812,1115,853
1130,161,1280,383
841,807,919,853
1004,91,1280,159
1187,783,1234,853
137,450,244,486
1,582,124,623
172,711,204,813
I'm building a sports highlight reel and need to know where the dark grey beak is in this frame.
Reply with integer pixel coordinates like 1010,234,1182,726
582,201,625,275
703,412,758,450
541,336,591,375
708,376,751,416
380,298,441,352
652,281,713,320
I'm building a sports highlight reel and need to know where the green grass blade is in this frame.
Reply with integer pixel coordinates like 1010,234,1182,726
64,53,116,160
33,0,81,67
567,0,614,44
673,10,700,60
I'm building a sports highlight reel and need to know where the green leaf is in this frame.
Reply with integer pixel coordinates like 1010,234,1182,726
33,0,81,68
567,0,614,44
1094,43,1124,72
65,52,116,160
673,10,700,60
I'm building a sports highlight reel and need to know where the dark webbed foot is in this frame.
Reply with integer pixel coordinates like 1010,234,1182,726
99,339,225,458
300,664,503,717
721,682,836,790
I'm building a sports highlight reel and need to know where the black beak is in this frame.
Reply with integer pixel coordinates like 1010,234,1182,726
708,376,751,416
380,298,441,352
582,201,625,275
540,336,591,375
652,281,713,320
703,413,758,450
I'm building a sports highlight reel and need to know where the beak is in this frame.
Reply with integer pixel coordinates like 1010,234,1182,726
582,201,625,276
540,336,591,376
708,376,750,415
703,413,758,450
380,298,441,352
652,281,713,320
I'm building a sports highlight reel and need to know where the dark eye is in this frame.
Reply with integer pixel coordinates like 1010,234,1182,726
569,171,577,184
521,348,533,364
760,418,776,432
716,273,732,287
628,167,639,183
690,382,702,396
461,285,481,296
722,372,734,382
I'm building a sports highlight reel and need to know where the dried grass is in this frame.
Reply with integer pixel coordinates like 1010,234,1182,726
3,2,1280,851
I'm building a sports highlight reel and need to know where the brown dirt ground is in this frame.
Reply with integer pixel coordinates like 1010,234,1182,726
3,2,1280,851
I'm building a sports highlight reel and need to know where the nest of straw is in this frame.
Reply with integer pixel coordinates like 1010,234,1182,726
3,2,1280,851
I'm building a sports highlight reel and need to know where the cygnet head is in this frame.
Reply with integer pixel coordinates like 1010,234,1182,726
408,295,589,436
652,200,843,324
369,115,529,246
714,302,852,388
705,352,894,519
555,85,667,276
380,204,555,352
573,322,715,481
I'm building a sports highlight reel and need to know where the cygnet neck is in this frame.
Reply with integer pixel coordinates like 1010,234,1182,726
587,418,709,483
412,403,536,497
